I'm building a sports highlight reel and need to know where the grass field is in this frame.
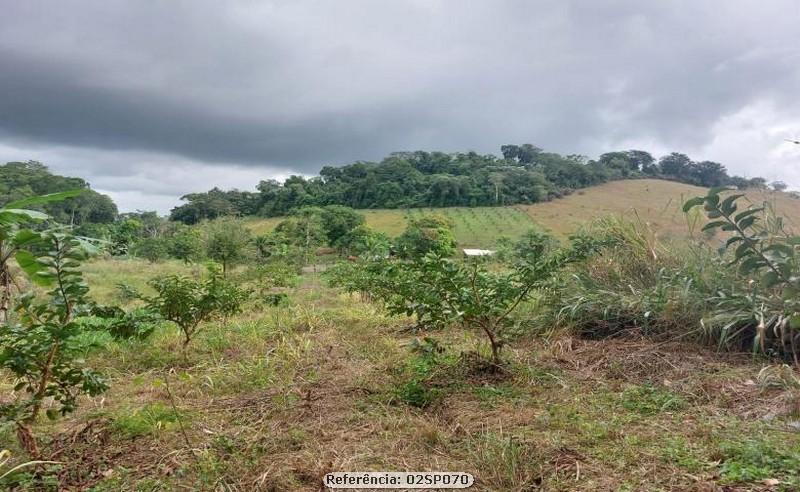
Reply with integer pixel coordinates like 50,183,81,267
247,207,538,248
3,258,799,490
246,179,800,246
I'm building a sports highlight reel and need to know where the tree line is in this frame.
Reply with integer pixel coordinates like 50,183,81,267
2,144,783,230
169,144,778,224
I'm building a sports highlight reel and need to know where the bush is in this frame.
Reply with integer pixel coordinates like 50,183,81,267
132,237,170,263
169,226,204,263
394,338,450,408
137,266,249,349
80,305,161,340
0,232,108,457
204,217,253,276
395,214,457,259
335,225,391,257
685,188,800,362
329,232,608,364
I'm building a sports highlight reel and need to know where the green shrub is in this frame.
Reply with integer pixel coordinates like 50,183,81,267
136,266,249,349
685,189,800,361
204,217,253,275
330,232,608,364
335,225,391,258
168,226,204,263
112,402,184,438
81,306,161,340
394,338,449,408
0,232,108,457
395,214,457,259
132,237,170,263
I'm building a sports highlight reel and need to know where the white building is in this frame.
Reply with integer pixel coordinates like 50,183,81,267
462,248,495,257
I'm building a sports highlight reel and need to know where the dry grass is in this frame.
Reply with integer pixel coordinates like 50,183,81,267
516,179,707,239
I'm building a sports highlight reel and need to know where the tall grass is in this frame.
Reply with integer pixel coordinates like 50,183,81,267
544,218,724,342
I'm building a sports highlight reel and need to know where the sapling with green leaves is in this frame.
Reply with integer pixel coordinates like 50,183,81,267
329,232,609,365
0,190,83,323
136,266,249,350
684,187,800,363
0,232,108,457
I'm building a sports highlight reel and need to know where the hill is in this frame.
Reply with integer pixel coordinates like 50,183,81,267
246,179,800,247
517,179,708,239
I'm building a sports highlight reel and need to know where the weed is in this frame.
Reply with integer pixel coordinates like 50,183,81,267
464,429,543,490
619,384,686,415
660,437,708,473
717,437,800,485
112,402,185,438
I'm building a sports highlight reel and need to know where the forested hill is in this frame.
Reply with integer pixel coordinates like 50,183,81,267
0,161,117,224
170,144,775,224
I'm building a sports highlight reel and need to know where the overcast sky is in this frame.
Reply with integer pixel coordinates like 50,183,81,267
2,1,800,213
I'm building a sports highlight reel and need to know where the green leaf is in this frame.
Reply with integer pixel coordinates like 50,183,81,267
733,207,763,223
734,242,753,261
707,186,731,196
737,216,757,230
719,194,743,215
739,256,764,275
11,229,41,247
763,243,794,257
0,209,49,222
15,250,53,286
762,271,781,288
725,236,743,248
4,189,85,209
701,220,728,232
682,197,705,212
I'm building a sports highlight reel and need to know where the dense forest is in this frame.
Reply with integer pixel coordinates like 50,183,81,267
169,144,775,224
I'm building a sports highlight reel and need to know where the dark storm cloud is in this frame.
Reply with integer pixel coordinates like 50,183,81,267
0,48,444,169
1,0,799,211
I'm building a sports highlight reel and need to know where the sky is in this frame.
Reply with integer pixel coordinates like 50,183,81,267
1,1,800,213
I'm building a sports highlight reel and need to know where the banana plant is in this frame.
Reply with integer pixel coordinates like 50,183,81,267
0,191,85,323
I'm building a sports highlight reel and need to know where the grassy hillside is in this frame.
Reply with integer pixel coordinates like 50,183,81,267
247,206,538,248
518,179,707,239
519,179,800,239
245,179,800,246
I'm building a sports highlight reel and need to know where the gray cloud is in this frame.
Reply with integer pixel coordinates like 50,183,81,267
1,0,800,212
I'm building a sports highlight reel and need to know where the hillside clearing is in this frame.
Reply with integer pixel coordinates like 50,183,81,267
246,180,800,245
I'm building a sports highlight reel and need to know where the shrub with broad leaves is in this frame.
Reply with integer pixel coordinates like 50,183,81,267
0,232,108,457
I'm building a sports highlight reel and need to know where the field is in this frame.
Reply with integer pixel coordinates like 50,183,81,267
4,181,800,490
247,207,537,248
246,179,800,246
2,257,799,490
